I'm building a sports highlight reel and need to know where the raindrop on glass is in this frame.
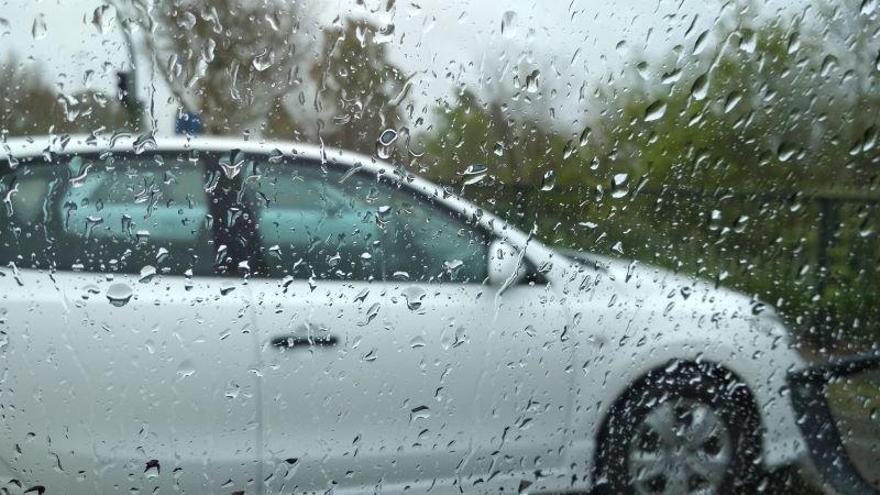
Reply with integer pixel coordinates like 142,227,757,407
644,100,667,122
540,170,556,191
610,173,630,199
376,129,398,159
106,283,133,307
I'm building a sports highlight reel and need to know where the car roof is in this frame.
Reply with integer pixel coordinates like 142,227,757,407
0,134,547,259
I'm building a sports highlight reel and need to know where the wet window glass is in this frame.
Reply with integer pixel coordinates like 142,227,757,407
0,153,214,275
0,0,878,494
248,158,489,282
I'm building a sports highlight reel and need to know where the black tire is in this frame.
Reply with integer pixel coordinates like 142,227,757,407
594,362,762,495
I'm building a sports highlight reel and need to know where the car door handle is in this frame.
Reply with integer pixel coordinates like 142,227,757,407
270,334,339,350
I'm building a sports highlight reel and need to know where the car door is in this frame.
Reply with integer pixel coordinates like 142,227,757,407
464,254,573,490
246,155,571,493
0,151,260,494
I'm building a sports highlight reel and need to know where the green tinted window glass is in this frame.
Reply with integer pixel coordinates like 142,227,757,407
0,153,214,275
248,158,488,282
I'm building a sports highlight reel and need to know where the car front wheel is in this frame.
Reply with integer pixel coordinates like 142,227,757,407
595,363,761,495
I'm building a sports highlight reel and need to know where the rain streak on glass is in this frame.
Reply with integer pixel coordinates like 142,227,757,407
0,0,877,494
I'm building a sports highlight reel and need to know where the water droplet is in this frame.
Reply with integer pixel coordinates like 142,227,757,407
579,127,592,147
145,460,160,478
176,360,196,379
2,182,19,215
359,303,380,326
862,126,878,152
787,32,800,54
708,209,723,231
777,142,799,162
410,405,430,422
219,150,245,178
220,281,236,295
624,261,638,283
525,69,540,93
81,285,101,300
723,92,742,113
540,170,556,191
106,283,133,307
84,215,103,238
354,288,369,303
238,260,250,276
693,30,710,54
461,164,488,176
820,55,838,78
376,129,398,159
252,47,273,71
402,286,426,311
739,30,757,53
443,259,464,274
5,154,19,171
268,244,282,259
501,11,517,38
463,173,486,186
610,173,630,199
91,5,111,33
691,73,709,101
138,265,157,283
644,100,667,122
133,134,157,154
156,247,169,264
680,286,693,300
751,302,767,315
31,14,47,40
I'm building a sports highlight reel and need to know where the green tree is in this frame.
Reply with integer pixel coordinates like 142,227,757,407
310,18,407,155
130,0,307,135
1,56,130,137
587,3,880,346
422,87,577,203
421,2,880,348
0,57,58,137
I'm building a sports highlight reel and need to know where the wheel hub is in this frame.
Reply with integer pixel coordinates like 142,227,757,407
627,397,733,494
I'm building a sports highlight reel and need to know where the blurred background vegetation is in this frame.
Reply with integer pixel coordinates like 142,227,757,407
1,0,878,354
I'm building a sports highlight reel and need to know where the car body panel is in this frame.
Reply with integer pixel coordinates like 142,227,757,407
0,135,809,493
0,269,259,494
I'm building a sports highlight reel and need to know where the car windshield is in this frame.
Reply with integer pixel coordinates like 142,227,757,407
0,1,878,494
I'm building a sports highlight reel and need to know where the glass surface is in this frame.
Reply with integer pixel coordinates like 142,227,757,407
0,0,877,493
248,158,489,282
0,153,213,275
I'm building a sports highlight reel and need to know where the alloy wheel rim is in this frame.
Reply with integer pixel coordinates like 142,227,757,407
627,397,733,495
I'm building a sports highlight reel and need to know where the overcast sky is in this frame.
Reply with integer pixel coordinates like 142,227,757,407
1,0,803,136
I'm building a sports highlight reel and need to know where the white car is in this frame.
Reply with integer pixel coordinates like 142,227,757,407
0,135,812,494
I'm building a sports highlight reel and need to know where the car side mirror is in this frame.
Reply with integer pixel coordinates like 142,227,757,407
488,239,525,290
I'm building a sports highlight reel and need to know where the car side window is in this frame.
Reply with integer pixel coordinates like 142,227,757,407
247,157,489,283
0,153,214,276
247,160,383,280
377,183,488,283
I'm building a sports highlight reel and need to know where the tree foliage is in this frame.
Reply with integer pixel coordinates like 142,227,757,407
133,0,307,135
420,3,880,348
309,18,407,155
0,56,130,137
